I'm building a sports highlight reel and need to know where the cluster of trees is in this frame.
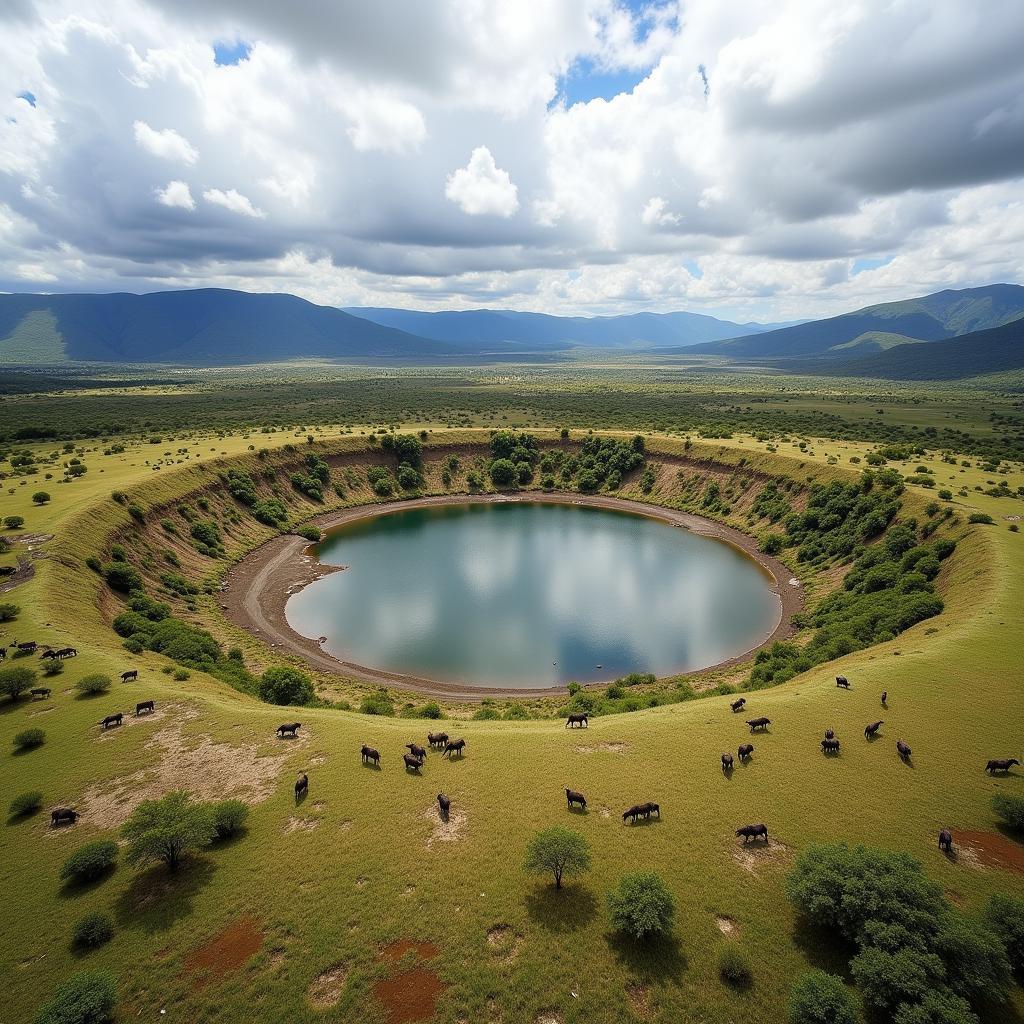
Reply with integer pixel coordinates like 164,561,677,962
787,842,1022,1024
290,454,331,500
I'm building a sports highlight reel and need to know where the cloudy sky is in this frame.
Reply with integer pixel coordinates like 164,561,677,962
1,0,1023,321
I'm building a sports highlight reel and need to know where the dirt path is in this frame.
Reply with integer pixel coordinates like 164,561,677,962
220,492,803,700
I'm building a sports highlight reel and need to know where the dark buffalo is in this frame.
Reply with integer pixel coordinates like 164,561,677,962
736,823,768,843
406,743,428,760
881,690,888,706
403,753,424,772
437,792,450,819
276,722,301,738
836,675,850,689
821,737,840,754
30,687,51,700
101,712,123,729
57,647,78,659
738,743,754,761
17,641,37,653
361,745,381,766
295,772,308,799
427,731,449,747
443,738,466,759
565,788,587,811
897,739,912,761
824,728,835,740
135,700,155,716
747,717,771,732
566,712,588,728
731,697,746,712
39,649,58,661
939,829,953,853
985,758,1020,774
50,807,78,826
623,804,646,824
640,802,660,819
864,720,883,739
120,669,138,682
721,752,734,772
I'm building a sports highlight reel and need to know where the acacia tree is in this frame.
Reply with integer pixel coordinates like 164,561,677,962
122,791,215,871
524,826,591,889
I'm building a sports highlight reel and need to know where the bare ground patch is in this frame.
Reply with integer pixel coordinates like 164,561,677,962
952,830,1024,875
486,925,524,963
626,982,652,1020
183,916,264,989
574,741,630,755
716,915,738,936
423,802,467,849
307,963,350,1009
535,1013,563,1024
374,939,444,1024
285,816,319,833
732,838,791,877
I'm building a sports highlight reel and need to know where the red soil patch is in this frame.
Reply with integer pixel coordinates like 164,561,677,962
380,938,439,963
183,916,264,988
953,830,1024,874
374,938,444,1024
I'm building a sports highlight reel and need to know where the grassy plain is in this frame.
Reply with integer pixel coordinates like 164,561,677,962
1,367,1023,1024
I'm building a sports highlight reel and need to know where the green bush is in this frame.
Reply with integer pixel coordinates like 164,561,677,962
73,912,113,949
0,601,19,621
296,525,321,542
788,971,861,1024
257,666,314,706
75,674,111,697
13,727,45,752
122,791,215,871
607,871,676,939
718,945,752,986
211,799,248,840
524,826,591,889
60,840,118,883
489,458,518,487
984,893,1024,975
9,790,43,817
992,793,1024,832
968,513,994,525
0,665,36,700
34,970,117,1024
102,561,142,592
4,514,25,529
32,490,50,504
360,690,395,716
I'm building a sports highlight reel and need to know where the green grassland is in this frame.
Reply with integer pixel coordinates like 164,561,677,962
1,372,1024,1024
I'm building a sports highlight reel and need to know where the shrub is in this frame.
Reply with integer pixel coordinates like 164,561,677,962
60,840,119,883
607,871,676,939
252,498,288,527
211,799,248,840
718,945,752,986
13,727,45,752
34,970,117,1024
9,790,43,817
524,826,591,889
984,893,1024,975
788,971,861,1024
102,561,142,592
296,525,321,542
0,665,36,700
419,701,443,719
4,514,25,529
73,912,113,949
122,791,215,871
0,601,19,621
359,690,395,716
761,532,785,555
968,513,994,525
32,490,50,504
75,674,111,697
992,793,1024,833
489,458,518,487
257,666,314,706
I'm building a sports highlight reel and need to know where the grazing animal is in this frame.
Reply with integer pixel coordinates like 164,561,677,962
747,717,771,732
938,829,953,853
30,687,51,700
623,804,645,824
836,675,850,689
276,722,301,737
897,739,912,761
50,807,78,826
57,647,77,659
864,720,884,739
881,690,888,706
120,669,138,683
135,700,155,716
427,731,449,747
731,697,747,712
442,738,466,759
821,737,841,754
406,743,428,760
738,743,754,761
565,712,589,728
100,712,123,729
640,802,660,819
361,745,381,766
295,773,308,798
985,758,1020,774
565,788,587,811
437,792,450,818
39,649,57,661
721,752,734,772
736,823,768,843
403,753,424,772
17,641,37,653
824,728,835,740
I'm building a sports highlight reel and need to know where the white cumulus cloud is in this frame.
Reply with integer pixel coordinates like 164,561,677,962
155,180,195,210
132,121,198,165
445,147,519,217
202,188,265,218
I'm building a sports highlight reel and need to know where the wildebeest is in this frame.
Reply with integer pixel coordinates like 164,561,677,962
30,687,51,700
747,717,771,732
731,697,747,712
738,743,754,761
437,793,450,819
427,731,449,747
276,722,301,738
897,739,912,761
101,712,123,729
864,720,884,739
721,752,734,772
403,753,424,772
50,807,78,826
120,669,138,683
939,829,953,853
295,772,308,799
565,788,587,811
442,738,466,759
836,675,850,689
56,647,77,659
824,728,835,740
566,712,588,728
135,700,155,716
406,743,428,760
361,744,381,766
736,823,768,843
821,737,840,754
985,758,1020,774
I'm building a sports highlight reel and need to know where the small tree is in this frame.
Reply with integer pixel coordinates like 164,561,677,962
607,871,676,939
524,826,591,889
0,665,36,701
60,840,118,883
718,945,752,987
3,515,24,529
13,727,45,752
788,971,861,1024
73,912,114,949
32,491,50,505
257,666,314,706
75,674,111,697
0,602,19,621
121,791,215,871
211,799,248,840
102,561,142,592
34,970,117,1024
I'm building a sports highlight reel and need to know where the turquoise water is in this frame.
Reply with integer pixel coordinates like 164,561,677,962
285,502,779,689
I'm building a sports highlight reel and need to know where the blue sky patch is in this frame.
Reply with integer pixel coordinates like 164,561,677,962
213,40,251,66
17,91,36,107
852,256,894,275
557,60,650,106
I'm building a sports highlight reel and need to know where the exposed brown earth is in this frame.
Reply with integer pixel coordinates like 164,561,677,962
952,829,1024,875
183,916,264,989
